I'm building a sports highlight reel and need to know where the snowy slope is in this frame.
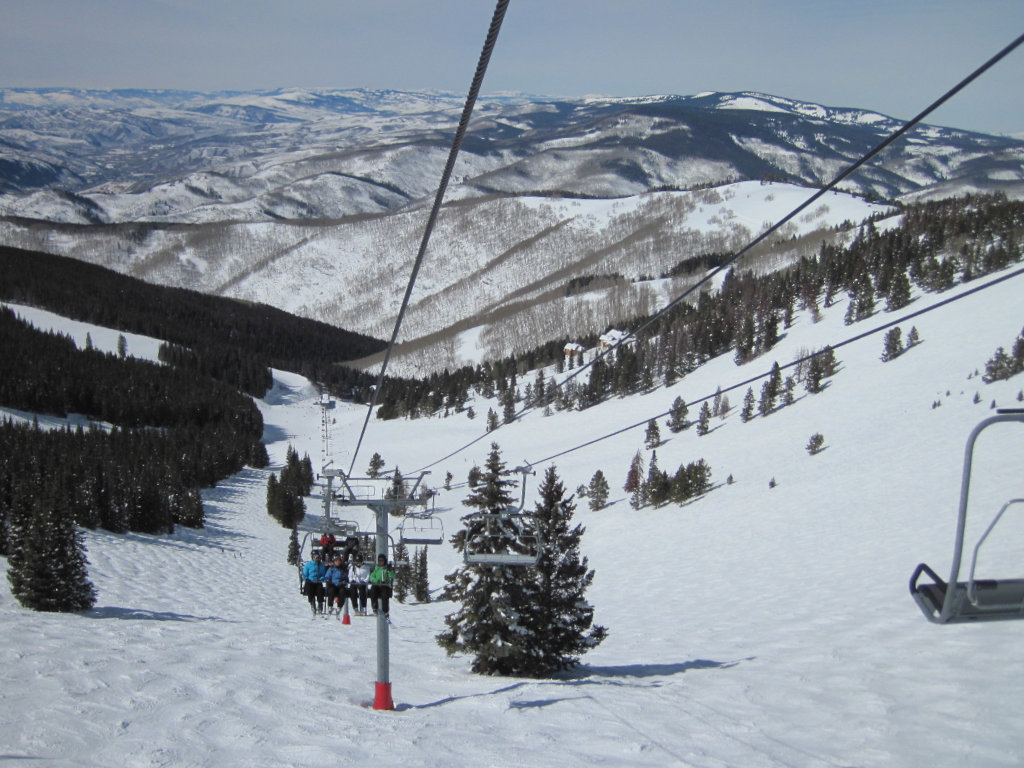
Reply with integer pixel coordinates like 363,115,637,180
2,264,1024,766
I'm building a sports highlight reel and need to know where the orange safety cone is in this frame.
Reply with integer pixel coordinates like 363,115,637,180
342,609,351,625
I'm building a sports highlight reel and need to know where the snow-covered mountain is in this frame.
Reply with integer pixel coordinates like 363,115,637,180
3,87,1022,216
2,88,1023,373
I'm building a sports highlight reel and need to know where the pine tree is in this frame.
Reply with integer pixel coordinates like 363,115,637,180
644,418,662,449
667,396,688,433
437,443,535,675
287,526,300,565
367,452,385,478
7,481,96,612
413,547,431,603
645,451,670,507
518,465,606,676
624,451,645,509
696,400,712,435
740,387,755,422
881,327,903,362
393,540,412,603
587,469,610,511
501,387,516,424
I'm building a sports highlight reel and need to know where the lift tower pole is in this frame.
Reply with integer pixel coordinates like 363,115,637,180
332,471,430,710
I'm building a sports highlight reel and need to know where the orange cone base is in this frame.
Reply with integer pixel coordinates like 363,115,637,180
342,612,351,625
373,682,395,711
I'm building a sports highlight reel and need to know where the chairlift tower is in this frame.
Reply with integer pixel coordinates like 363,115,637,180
319,392,335,472
330,469,432,710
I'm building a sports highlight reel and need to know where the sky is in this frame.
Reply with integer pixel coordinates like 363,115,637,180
1,1,1022,135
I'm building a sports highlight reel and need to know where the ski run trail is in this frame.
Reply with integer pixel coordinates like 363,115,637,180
2,263,1024,767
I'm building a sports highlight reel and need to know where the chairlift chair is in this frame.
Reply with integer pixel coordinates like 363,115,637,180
910,410,1024,623
462,464,541,567
398,514,445,546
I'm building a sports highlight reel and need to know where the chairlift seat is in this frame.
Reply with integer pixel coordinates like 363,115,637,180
464,550,541,567
909,411,1024,625
910,563,1024,623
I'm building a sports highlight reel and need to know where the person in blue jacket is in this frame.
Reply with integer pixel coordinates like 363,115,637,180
322,554,350,617
302,551,328,616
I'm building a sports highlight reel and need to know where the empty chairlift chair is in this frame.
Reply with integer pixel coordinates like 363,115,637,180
463,465,541,567
910,410,1024,623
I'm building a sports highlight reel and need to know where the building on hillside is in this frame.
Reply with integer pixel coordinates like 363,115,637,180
598,329,632,351
563,342,585,367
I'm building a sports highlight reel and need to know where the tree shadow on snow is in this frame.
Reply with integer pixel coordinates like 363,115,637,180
85,606,231,622
563,658,750,682
403,659,751,711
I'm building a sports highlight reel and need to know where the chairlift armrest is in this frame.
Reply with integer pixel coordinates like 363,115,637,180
910,562,945,595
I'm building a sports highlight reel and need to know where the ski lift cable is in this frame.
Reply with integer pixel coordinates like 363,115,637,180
525,265,1024,468
411,31,1024,475
346,0,512,477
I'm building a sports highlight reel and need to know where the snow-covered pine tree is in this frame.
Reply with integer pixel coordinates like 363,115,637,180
7,479,96,612
437,443,537,675
519,465,607,676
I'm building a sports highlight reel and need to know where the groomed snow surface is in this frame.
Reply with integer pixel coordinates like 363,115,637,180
2,266,1024,767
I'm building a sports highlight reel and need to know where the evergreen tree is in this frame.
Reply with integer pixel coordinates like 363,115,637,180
805,355,825,394
486,408,499,432
644,418,662,449
519,465,607,676
881,327,904,362
393,540,412,603
667,396,689,433
886,270,912,311
587,469,610,511
437,443,536,675
696,400,712,435
287,526,300,565
500,387,516,424
7,481,96,612
624,451,645,510
367,452,385,478
644,451,670,507
758,362,782,417
413,547,431,603
740,387,756,422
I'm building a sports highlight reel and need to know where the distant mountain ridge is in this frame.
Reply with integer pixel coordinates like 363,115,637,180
1,88,1022,375
2,87,1022,220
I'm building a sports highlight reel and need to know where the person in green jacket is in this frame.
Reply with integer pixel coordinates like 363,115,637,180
369,554,395,619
